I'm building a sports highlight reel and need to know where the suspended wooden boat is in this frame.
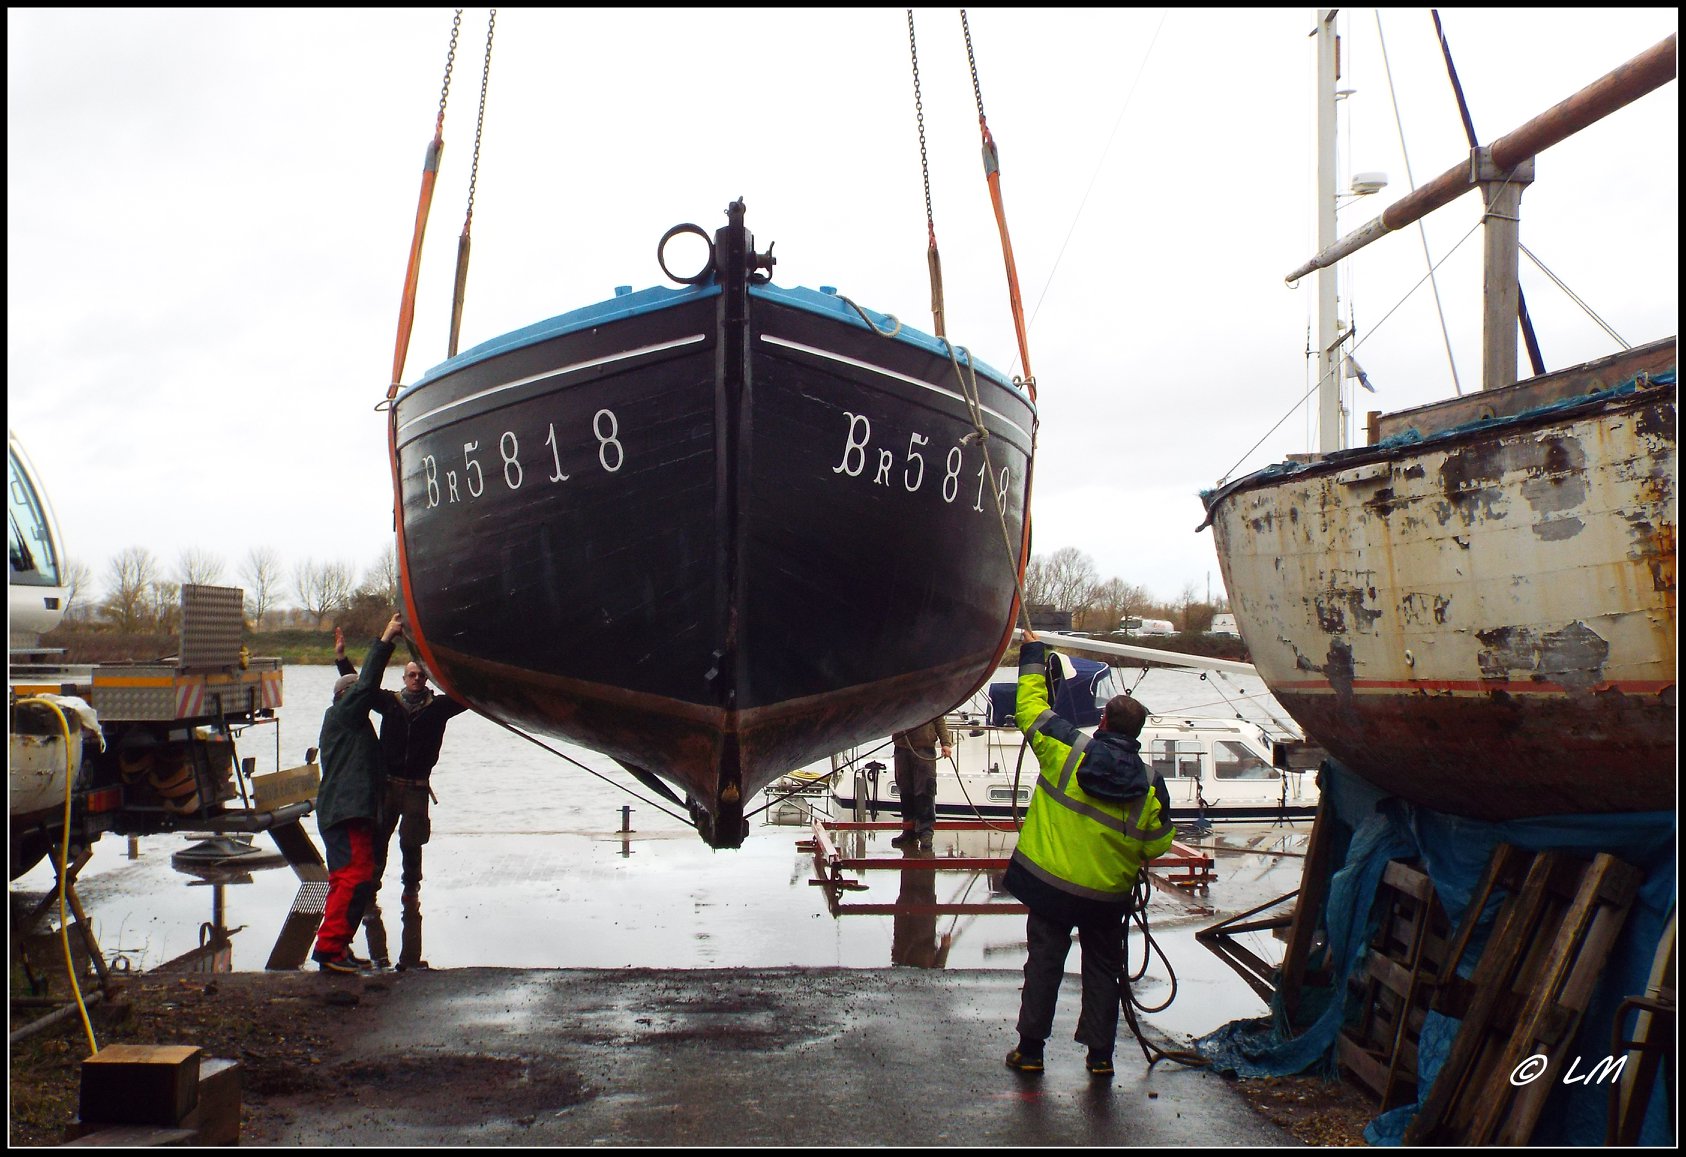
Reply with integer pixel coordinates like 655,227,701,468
392,201,1035,846
1200,34,1677,822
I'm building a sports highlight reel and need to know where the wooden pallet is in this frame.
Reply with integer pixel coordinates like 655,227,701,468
1336,858,1451,1109
1405,845,1643,1145
1276,801,1337,1023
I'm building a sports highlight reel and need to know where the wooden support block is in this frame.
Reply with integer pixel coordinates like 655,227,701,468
1337,1035,1392,1099
178,1058,241,1146
79,1044,203,1128
252,763,320,810
1278,802,1336,1023
61,1124,197,1146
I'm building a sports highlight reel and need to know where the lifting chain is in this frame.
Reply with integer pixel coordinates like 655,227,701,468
436,10,462,132
959,8,986,126
905,9,945,337
449,9,497,358
464,10,496,231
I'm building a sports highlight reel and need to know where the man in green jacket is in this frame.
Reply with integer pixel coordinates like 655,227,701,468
1002,629,1175,1078
311,612,403,973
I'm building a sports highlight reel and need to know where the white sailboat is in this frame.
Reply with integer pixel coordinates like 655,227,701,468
784,636,1323,828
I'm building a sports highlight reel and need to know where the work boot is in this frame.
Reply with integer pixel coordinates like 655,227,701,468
313,950,366,975
1086,1052,1115,1079
1005,1047,1045,1074
888,830,918,848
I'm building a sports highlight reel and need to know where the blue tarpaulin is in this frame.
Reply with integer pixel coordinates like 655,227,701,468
1197,761,1675,1146
986,655,1111,729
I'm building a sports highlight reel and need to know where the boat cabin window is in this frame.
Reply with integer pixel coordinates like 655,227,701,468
1213,739,1274,780
988,786,1032,804
8,448,59,587
1147,739,1203,779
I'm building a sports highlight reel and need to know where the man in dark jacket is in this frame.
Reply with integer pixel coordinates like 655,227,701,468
889,714,954,849
312,613,403,973
336,628,469,905
1003,629,1175,1078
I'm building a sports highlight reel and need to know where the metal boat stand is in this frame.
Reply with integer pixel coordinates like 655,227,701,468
1195,889,1301,1005
10,847,113,1044
801,817,1217,917
256,820,330,970
13,845,110,984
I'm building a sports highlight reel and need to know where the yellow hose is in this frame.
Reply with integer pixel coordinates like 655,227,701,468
16,697,98,1055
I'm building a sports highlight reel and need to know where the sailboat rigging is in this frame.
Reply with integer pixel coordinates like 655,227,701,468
1200,25,1677,821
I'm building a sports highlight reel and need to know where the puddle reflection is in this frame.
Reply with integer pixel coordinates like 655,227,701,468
363,893,425,971
889,851,951,969
11,664,1317,1040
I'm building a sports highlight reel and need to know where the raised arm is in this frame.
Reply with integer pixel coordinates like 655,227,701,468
333,626,354,676
341,614,404,713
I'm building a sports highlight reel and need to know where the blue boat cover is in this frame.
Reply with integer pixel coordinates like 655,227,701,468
986,655,1111,729
1196,761,1675,1146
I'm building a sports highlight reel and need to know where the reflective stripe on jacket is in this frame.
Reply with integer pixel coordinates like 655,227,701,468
1010,641,1175,906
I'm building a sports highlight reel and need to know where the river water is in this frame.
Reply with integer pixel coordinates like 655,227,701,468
14,662,1311,1041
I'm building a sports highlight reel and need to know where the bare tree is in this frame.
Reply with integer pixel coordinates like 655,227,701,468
1170,581,1202,632
102,546,158,633
177,547,226,588
60,557,94,622
364,543,399,606
294,558,355,627
241,546,283,627
1080,577,1152,634
148,578,182,635
1024,547,1100,617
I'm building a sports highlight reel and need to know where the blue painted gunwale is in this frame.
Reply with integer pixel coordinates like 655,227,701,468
399,280,1029,406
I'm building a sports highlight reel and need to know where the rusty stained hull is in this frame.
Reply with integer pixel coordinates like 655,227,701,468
1206,371,1675,821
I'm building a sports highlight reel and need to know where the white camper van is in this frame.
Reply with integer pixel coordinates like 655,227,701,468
1209,613,1239,638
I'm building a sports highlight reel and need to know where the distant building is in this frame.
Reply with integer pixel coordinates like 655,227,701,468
1026,605,1074,631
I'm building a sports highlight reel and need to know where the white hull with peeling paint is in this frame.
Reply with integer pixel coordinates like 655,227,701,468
1203,341,1676,820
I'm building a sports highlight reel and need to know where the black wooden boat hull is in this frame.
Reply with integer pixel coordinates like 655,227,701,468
391,204,1035,845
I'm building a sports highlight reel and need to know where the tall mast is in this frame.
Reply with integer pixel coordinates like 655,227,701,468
1315,9,1342,452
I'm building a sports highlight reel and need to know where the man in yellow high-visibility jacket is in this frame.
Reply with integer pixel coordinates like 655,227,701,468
1003,630,1175,1078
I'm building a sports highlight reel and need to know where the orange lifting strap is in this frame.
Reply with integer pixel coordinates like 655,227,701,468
977,115,1035,402
389,122,444,397
388,10,464,398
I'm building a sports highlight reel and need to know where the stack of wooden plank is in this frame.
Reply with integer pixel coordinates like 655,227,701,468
1405,845,1642,1144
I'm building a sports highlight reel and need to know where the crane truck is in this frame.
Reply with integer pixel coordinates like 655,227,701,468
8,431,321,881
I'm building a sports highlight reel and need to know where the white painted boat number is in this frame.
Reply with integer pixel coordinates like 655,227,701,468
413,407,1012,516
832,411,1011,515
418,408,624,507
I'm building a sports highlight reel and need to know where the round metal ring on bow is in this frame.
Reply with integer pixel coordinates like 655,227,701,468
657,223,715,285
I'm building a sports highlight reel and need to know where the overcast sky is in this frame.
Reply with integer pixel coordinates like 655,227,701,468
8,7,1677,613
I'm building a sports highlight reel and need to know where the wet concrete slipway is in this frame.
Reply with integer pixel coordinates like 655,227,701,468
15,664,1316,1145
